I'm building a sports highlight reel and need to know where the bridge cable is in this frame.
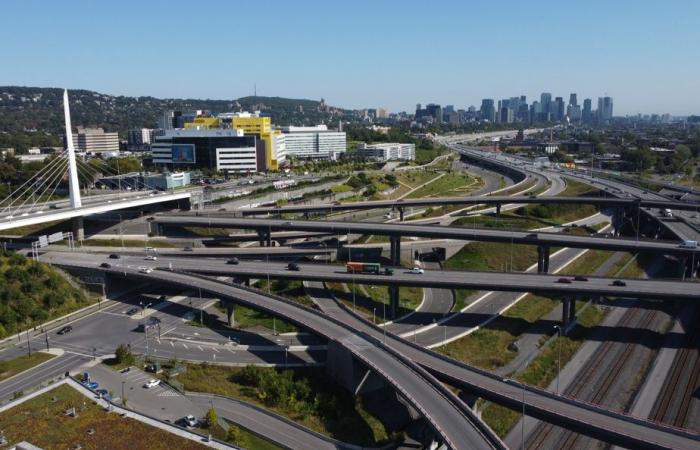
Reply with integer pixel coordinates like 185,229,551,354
0,153,68,215
16,157,69,215
24,158,69,214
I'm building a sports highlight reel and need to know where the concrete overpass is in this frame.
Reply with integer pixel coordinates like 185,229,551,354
57,261,505,450
53,260,700,450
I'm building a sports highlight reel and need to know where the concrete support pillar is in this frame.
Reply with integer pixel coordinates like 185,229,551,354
568,297,577,323
561,297,570,326
226,303,235,327
496,204,501,217
390,236,401,266
257,230,272,247
612,208,623,236
304,212,309,220
537,245,550,274
398,207,404,222
257,230,265,247
72,217,84,242
389,285,400,318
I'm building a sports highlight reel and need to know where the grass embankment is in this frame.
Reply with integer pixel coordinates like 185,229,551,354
0,353,55,383
182,226,232,236
415,145,450,165
507,178,602,225
326,282,423,320
395,170,441,189
406,172,478,199
80,238,177,248
0,384,210,450
177,364,395,446
0,251,93,339
253,279,315,308
0,219,70,237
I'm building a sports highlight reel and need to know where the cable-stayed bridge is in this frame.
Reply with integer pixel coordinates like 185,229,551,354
0,90,190,234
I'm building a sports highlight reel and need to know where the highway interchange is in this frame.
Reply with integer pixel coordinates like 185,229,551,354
2,136,700,449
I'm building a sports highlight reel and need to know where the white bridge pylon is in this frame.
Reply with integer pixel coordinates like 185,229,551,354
63,89,82,209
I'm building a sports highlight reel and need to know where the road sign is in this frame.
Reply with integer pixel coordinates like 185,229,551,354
38,235,49,248
48,232,64,243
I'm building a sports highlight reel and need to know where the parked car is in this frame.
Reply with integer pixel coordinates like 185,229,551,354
287,262,300,271
126,307,139,316
108,254,120,259
83,381,98,389
100,262,111,268
57,325,73,335
612,280,627,287
574,276,589,282
144,379,161,389
183,415,198,428
95,389,112,401
409,267,425,274
557,277,572,284
227,257,240,265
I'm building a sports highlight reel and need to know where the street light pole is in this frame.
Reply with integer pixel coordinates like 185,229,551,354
198,286,203,325
554,325,562,395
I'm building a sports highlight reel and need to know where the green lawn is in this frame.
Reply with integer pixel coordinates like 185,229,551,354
253,279,315,308
444,242,538,273
176,364,395,446
0,352,55,383
395,170,441,189
0,384,210,449
406,172,478,199
326,282,423,320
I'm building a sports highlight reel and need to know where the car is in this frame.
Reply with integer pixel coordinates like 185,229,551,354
574,276,589,282
556,277,572,284
100,262,111,268
183,246,193,251
108,254,120,259
95,389,112,401
183,415,198,428
227,257,240,265
287,262,300,271
384,267,394,276
139,267,153,274
332,201,341,206
144,379,161,389
409,267,425,274
57,326,73,335
126,307,139,316
526,233,538,238
145,255,157,261
144,246,156,252
83,381,98,389
612,280,627,287
284,221,293,225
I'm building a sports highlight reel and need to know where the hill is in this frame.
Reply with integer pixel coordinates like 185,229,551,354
0,86,350,138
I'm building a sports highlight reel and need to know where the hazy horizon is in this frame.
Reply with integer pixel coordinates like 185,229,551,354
1,0,698,116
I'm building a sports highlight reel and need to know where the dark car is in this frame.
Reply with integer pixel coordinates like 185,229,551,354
57,325,73,335
557,278,572,284
287,262,300,271
100,262,111,268
612,280,627,287
227,257,240,265
574,276,588,282
126,307,139,316
384,267,394,276
108,254,120,259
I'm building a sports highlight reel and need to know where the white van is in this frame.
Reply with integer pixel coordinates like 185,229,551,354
662,209,673,218
679,240,698,249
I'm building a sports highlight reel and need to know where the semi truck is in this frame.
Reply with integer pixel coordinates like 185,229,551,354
346,262,393,275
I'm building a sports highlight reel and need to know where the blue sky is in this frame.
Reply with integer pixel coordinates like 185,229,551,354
1,0,699,115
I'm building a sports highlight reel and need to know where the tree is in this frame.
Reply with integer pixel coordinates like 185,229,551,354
205,407,218,429
114,344,134,366
227,424,247,446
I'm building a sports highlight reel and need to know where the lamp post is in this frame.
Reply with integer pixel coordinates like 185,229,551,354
121,381,125,404
553,325,562,395
198,286,203,325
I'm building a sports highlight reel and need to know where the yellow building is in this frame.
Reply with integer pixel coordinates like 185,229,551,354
184,117,221,129
232,115,279,170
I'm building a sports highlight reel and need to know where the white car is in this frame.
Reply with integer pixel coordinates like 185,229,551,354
144,246,157,252
145,255,157,261
409,267,425,274
183,415,198,428
144,379,160,389
139,267,153,274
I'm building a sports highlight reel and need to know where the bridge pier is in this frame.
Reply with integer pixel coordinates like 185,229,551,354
612,208,624,236
678,255,698,280
389,285,399,318
390,236,401,266
561,296,577,330
495,204,501,217
537,245,550,274
72,217,84,242
257,229,272,247
226,303,235,327
398,207,404,221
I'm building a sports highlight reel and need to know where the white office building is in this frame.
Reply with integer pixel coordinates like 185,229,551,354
355,143,416,161
279,125,346,160
72,127,120,153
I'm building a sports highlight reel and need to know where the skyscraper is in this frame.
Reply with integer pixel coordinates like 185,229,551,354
569,93,578,107
426,104,443,124
480,99,496,122
582,98,592,123
597,97,614,122
540,93,552,120
554,97,565,121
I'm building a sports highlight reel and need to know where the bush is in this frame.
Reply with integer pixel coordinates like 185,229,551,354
114,344,134,366
205,407,218,428
226,424,247,446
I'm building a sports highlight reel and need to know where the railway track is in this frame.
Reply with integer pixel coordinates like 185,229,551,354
650,308,700,429
527,307,659,449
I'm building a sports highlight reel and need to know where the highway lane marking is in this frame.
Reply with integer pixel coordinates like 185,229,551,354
181,343,189,349
197,345,203,351
169,341,174,347
99,311,128,317
212,347,219,353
